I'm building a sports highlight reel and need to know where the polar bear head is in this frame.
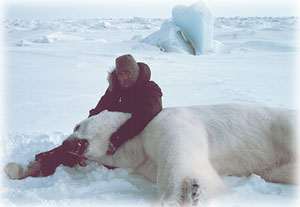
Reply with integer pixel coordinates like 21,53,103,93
70,110,131,159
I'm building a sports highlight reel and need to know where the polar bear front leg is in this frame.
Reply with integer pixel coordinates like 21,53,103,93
156,164,220,206
155,138,227,206
157,159,227,206
180,178,203,206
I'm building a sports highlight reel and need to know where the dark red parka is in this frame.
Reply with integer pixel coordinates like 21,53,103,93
88,62,163,143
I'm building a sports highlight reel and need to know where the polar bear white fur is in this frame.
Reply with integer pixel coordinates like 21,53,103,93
69,104,297,206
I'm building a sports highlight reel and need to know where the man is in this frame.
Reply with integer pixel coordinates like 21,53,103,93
5,54,163,179
89,54,163,155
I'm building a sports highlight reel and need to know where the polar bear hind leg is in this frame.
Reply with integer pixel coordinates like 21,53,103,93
260,111,297,185
261,161,297,184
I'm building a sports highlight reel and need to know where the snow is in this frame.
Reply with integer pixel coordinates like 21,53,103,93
172,1,214,54
1,7,299,207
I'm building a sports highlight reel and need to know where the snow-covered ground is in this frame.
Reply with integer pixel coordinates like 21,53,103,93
1,15,299,206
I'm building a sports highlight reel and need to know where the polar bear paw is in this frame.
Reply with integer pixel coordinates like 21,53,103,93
180,178,203,206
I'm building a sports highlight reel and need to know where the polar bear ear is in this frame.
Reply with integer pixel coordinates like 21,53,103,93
73,124,80,132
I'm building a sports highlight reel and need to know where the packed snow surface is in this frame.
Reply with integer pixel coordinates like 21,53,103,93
2,15,299,206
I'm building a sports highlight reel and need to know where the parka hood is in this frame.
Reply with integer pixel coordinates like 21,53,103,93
107,62,151,92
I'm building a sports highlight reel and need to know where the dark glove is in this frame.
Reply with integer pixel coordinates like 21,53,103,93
106,133,122,155
61,138,89,167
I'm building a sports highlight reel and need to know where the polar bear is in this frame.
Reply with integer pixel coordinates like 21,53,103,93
68,104,296,206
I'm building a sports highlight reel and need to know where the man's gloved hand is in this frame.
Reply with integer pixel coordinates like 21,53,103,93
106,133,122,155
61,138,89,167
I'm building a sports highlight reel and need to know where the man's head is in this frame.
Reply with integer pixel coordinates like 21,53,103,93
115,54,140,89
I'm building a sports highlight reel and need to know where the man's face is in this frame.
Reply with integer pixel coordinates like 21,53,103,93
117,71,134,89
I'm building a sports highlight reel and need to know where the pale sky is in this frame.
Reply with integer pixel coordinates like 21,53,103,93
1,0,299,19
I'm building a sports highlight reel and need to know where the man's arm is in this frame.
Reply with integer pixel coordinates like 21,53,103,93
112,82,162,144
88,89,114,117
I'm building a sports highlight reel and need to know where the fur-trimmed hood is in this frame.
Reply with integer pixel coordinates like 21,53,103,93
107,62,151,92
